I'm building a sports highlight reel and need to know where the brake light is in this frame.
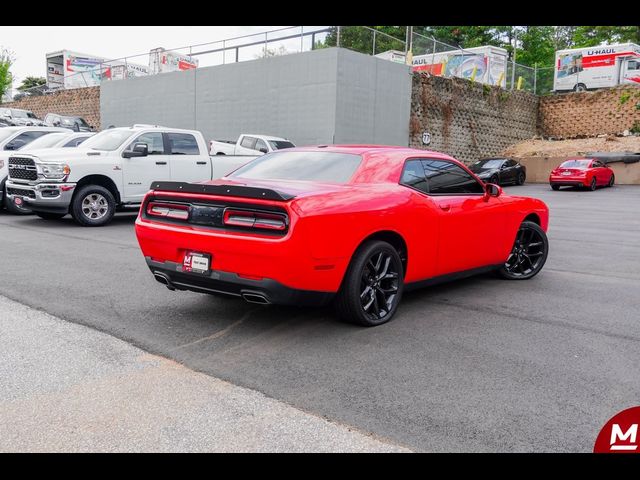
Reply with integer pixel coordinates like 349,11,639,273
223,209,287,231
146,202,189,220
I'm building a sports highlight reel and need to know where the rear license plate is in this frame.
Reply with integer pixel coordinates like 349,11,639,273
562,171,572,176
183,251,211,275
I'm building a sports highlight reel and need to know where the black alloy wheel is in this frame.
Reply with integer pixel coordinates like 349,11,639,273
551,184,560,191
608,175,615,187
335,240,404,326
589,178,597,191
517,172,525,185
498,221,548,280
490,174,499,185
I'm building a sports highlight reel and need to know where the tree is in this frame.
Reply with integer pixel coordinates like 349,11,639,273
254,45,290,59
0,48,14,103
18,76,46,92
572,26,640,47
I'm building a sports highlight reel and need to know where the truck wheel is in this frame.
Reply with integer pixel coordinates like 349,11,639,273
574,83,587,92
4,195,32,215
334,240,404,327
71,185,116,227
36,212,66,220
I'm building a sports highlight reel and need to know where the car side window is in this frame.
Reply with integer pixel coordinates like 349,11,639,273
126,132,165,155
592,161,603,168
240,136,257,150
400,159,429,194
506,159,517,167
255,138,268,152
422,159,485,195
167,133,200,155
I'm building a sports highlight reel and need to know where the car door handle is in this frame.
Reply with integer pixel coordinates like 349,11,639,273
155,161,167,165
439,204,451,212
196,161,207,165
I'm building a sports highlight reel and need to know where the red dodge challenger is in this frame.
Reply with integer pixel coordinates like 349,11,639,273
549,158,615,191
135,146,550,326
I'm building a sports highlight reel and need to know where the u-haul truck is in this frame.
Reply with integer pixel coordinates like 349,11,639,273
554,43,640,92
375,46,508,88
412,46,508,88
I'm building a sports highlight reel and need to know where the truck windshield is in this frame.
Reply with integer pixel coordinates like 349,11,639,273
268,140,295,150
230,151,362,183
81,130,133,151
24,133,68,150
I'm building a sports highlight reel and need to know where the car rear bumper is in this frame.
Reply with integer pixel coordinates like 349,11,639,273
5,180,75,213
549,176,588,187
146,257,335,306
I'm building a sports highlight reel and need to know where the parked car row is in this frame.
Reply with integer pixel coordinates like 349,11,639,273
0,127,95,213
0,108,95,131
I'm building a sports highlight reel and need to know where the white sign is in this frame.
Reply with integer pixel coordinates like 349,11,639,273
422,132,431,145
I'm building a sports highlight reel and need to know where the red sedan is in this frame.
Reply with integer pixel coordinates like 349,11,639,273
549,158,615,191
135,146,549,326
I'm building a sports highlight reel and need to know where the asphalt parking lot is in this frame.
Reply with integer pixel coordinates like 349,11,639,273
1,183,638,452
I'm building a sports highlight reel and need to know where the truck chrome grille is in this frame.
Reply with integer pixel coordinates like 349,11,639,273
8,157,38,181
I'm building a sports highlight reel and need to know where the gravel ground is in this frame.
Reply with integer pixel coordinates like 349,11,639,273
503,136,640,157
0,296,410,453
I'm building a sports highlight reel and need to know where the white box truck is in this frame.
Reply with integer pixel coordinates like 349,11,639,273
412,46,508,88
554,43,640,92
376,46,508,88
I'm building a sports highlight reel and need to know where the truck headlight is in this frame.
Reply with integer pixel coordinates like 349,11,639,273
40,163,71,179
0,159,4,169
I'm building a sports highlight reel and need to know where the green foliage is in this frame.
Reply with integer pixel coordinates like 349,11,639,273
619,92,631,105
0,47,14,103
631,120,640,134
17,76,46,91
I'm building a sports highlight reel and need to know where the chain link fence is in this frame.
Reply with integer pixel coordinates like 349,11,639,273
13,26,332,99
11,26,557,100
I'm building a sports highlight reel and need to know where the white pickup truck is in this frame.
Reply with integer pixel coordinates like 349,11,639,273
209,134,295,156
5,125,258,227
0,126,69,213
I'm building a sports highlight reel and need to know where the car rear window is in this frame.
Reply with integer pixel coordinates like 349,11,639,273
230,151,362,183
560,160,590,169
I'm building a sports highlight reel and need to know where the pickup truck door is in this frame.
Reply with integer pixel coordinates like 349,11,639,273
121,131,171,203
236,135,262,155
166,132,211,183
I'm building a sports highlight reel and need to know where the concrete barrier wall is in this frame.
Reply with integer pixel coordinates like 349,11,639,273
517,156,640,185
101,48,411,147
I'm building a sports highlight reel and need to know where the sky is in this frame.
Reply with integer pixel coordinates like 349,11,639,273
0,26,330,91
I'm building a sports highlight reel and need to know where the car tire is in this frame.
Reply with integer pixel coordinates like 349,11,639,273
70,185,116,227
335,240,404,327
490,175,499,185
36,212,66,220
3,195,32,215
497,221,549,280
551,184,560,191
589,178,597,191
516,172,526,185
608,175,615,187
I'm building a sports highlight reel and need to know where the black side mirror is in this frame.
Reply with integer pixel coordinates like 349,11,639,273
123,142,149,158
259,147,268,154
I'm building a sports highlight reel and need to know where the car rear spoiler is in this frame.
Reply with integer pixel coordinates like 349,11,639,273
149,181,296,202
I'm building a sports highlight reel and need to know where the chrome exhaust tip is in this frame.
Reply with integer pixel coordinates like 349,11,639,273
153,272,175,291
241,292,270,305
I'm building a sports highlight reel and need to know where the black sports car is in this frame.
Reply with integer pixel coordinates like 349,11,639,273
469,158,526,186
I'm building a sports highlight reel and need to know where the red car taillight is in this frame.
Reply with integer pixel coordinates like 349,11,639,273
146,202,189,220
223,209,287,231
